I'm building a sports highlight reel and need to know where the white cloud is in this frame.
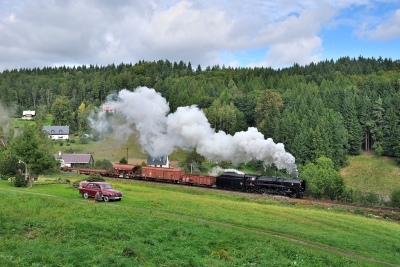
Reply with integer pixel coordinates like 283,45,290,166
354,9,400,40
0,0,398,71
259,37,323,67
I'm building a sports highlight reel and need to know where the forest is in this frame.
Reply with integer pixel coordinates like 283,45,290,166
1,56,400,167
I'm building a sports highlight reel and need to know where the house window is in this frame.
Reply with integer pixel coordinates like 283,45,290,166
51,130,55,133
59,130,63,133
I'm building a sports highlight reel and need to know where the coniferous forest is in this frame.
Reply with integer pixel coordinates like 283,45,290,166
1,56,400,172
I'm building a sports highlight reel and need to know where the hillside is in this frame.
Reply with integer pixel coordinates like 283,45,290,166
340,152,400,196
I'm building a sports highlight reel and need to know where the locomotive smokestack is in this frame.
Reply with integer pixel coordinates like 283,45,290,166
90,87,298,176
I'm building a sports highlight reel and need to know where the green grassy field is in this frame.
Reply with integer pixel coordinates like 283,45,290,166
341,152,400,195
0,176,399,266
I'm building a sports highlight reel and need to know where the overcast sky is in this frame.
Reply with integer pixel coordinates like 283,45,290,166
0,0,399,72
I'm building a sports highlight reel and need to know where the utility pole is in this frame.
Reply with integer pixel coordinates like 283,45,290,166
126,148,128,164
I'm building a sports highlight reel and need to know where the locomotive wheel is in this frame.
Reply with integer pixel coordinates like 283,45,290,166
260,188,267,194
83,192,89,199
103,196,109,202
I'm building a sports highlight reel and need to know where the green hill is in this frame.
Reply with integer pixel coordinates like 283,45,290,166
340,152,400,196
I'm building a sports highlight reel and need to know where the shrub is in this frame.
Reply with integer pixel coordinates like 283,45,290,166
95,159,113,170
353,206,365,215
12,173,28,187
300,157,345,200
79,137,88,144
364,192,380,206
86,173,105,182
390,188,400,208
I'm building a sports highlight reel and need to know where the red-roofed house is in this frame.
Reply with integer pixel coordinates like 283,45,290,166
102,104,114,113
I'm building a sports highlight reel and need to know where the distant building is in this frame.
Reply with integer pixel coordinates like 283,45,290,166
147,155,170,168
43,126,70,140
54,152,94,167
102,104,114,113
22,110,36,120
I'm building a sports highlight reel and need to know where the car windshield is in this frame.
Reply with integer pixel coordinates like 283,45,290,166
101,184,113,189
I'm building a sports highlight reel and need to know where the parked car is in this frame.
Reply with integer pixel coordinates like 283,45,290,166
79,181,122,202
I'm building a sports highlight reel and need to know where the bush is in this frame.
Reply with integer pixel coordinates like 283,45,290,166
353,206,365,215
390,188,400,208
12,173,28,187
86,173,105,182
79,137,88,144
300,157,345,200
95,159,113,170
364,192,380,206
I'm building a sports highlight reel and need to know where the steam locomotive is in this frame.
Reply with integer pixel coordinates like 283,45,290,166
63,164,306,198
216,171,305,198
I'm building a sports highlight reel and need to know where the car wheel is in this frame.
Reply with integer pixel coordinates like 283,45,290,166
103,196,109,202
83,192,89,199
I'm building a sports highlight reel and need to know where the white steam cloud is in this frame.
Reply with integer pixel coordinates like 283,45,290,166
91,87,298,176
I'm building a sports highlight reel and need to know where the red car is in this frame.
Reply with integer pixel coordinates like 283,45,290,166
79,181,122,202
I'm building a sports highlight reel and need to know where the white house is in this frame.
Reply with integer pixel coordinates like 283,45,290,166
147,155,170,168
22,110,36,120
55,152,94,167
43,126,70,140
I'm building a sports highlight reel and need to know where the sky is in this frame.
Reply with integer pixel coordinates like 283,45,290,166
0,0,399,72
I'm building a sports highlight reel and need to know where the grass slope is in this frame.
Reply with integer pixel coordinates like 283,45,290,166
0,177,399,266
341,152,400,195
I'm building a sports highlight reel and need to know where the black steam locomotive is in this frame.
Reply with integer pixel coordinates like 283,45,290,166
216,171,306,198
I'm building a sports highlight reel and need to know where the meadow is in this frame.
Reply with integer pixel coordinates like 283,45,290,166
0,176,399,266
340,152,400,196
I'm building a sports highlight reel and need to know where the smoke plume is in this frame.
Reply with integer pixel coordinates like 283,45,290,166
91,87,298,176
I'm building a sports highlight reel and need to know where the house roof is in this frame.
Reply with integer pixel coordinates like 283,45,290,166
102,104,114,112
54,153,93,164
43,126,70,135
22,110,36,116
147,155,169,165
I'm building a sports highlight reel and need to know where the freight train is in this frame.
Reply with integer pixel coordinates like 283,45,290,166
62,163,306,198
